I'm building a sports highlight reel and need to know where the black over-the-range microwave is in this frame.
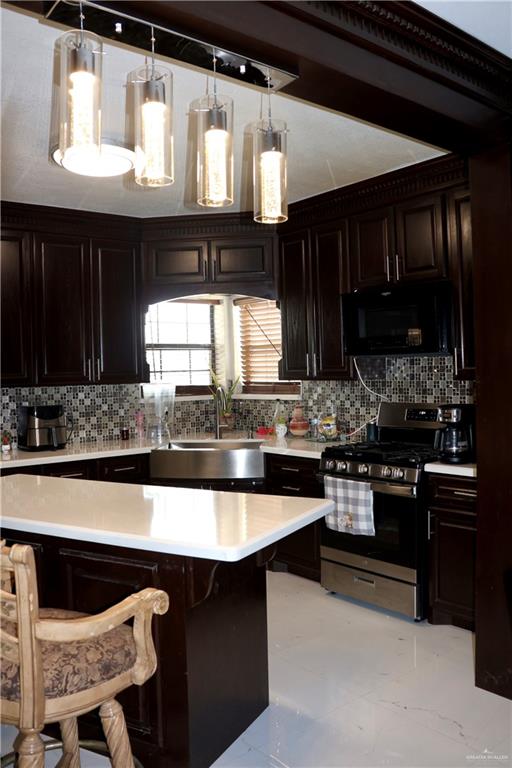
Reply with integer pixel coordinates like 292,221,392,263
342,281,453,356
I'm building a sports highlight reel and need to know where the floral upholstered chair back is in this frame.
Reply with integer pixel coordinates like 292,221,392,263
0,540,45,729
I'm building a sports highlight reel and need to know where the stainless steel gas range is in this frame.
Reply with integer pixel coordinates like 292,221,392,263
318,402,447,620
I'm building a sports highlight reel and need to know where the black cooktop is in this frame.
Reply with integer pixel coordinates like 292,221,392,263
323,441,439,467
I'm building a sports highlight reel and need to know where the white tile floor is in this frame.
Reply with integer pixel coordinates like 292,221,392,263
2,571,511,767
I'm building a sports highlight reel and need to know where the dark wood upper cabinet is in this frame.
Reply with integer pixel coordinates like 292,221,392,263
278,231,311,380
395,194,446,282
350,194,446,290
92,240,144,384
349,207,395,290
33,234,92,385
143,235,275,302
311,222,352,379
211,238,273,283
447,189,475,380
144,240,209,285
0,230,32,386
279,224,352,381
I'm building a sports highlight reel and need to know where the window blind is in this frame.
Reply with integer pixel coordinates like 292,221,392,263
237,298,299,394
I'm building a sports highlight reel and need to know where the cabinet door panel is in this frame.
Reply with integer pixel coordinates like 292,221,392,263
57,547,160,738
34,234,92,385
146,240,208,284
211,238,273,283
278,232,310,379
429,508,476,630
0,230,32,385
350,207,394,290
312,222,352,379
92,240,142,383
395,194,446,281
448,189,475,380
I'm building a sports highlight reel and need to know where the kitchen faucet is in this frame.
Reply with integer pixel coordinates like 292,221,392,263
215,386,223,440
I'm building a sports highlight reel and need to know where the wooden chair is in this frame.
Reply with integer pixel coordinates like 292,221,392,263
0,540,169,767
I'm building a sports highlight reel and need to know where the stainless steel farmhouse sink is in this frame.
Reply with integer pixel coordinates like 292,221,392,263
150,439,265,481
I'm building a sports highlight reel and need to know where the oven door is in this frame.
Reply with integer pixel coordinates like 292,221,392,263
320,478,420,572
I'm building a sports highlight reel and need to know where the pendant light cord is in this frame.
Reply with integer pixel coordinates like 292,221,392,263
266,68,272,128
79,0,84,46
212,46,218,107
150,26,156,80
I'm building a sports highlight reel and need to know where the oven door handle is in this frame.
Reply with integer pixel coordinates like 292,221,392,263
318,473,417,498
370,481,416,497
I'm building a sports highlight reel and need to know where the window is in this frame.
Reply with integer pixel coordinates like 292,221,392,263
145,301,215,394
236,298,300,395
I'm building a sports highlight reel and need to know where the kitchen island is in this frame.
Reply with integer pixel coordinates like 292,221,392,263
0,474,333,768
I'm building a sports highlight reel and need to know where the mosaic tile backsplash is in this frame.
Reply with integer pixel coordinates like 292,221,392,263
1,356,474,445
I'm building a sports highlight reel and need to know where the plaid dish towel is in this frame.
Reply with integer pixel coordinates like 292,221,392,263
324,476,375,536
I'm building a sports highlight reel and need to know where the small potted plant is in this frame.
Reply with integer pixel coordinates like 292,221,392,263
2,430,13,453
210,370,240,430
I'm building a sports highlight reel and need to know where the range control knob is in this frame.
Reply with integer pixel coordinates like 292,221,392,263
382,466,392,478
359,463,369,474
336,460,347,472
392,467,405,479
325,459,336,470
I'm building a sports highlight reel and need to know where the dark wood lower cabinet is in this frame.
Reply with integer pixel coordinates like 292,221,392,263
428,474,477,631
265,454,322,581
0,454,150,483
1,529,271,768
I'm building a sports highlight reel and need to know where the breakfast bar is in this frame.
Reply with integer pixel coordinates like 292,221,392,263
0,474,333,768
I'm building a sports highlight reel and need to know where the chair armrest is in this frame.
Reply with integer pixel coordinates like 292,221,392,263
34,588,169,643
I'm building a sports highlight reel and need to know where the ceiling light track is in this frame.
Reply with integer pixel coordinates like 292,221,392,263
45,0,297,92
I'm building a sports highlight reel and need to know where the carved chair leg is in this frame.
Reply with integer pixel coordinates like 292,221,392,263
58,717,81,768
13,729,45,768
99,698,135,768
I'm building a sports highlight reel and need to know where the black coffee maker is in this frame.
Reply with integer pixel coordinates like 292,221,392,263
437,404,476,464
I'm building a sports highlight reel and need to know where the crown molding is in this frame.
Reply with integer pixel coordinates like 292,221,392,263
295,1,512,114
285,154,467,228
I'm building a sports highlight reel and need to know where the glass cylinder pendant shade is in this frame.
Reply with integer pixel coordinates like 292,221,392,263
130,64,174,187
58,30,102,175
191,94,234,207
253,119,288,224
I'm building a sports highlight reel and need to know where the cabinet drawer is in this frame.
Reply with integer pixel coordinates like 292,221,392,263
44,460,96,480
97,454,149,484
322,560,416,617
428,475,477,509
265,455,320,483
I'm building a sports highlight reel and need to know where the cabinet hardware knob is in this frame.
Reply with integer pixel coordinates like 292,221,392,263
453,347,459,377
96,357,101,380
395,253,400,281
281,466,300,473
282,485,301,492
306,352,310,376
453,490,477,498
113,466,137,472
386,254,391,282
87,358,92,380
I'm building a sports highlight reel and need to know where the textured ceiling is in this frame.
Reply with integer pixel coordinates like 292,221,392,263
1,6,445,218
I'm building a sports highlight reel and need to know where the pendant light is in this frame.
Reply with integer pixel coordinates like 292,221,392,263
253,76,288,224
129,27,174,187
58,2,102,174
191,51,234,207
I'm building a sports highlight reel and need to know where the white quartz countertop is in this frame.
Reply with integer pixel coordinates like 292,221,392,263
0,438,161,469
0,475,334,561
424,462,477,478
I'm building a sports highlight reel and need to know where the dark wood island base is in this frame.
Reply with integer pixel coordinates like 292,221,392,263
2,528,273,768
